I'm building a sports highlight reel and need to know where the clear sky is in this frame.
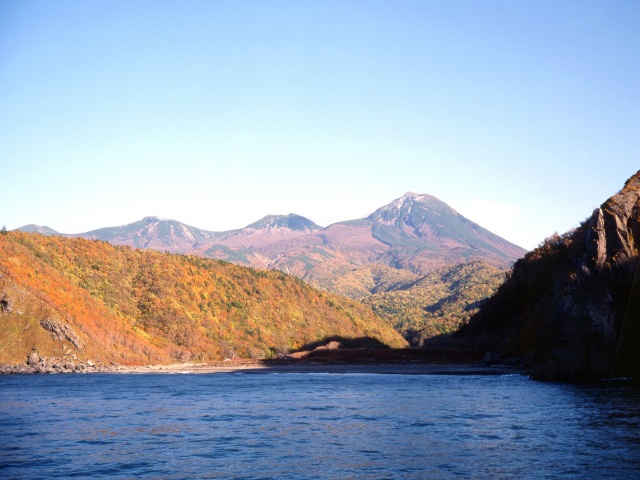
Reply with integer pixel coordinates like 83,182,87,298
1,0,638,249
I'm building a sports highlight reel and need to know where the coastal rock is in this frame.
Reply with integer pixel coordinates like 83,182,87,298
461,170,640,380
27,351,40,366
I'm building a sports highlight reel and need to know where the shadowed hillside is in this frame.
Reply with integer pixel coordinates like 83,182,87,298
460,170,640,380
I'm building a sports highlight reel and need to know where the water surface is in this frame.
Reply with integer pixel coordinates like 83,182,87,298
1,373,638,479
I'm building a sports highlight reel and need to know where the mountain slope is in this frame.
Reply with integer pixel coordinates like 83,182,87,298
460,170,640,380
80,216,220,253
0,231,406,365
364,261,505,345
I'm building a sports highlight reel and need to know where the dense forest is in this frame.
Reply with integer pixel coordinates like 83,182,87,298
363,261,505,345
0,232,406,365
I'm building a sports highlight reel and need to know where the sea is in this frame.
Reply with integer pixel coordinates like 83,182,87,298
1,371,638,479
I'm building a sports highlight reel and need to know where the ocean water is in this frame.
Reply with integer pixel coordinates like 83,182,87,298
0,372,638,479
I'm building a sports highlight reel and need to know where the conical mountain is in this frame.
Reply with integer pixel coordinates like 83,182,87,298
314,192,526,276
371,192,526,272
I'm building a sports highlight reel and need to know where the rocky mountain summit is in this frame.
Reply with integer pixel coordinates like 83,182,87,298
245,214,322,232
461,170,640,380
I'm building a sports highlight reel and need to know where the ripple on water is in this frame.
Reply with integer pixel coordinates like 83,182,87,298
0,374,639,479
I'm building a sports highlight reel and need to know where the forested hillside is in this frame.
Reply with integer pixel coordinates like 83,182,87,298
0,232,406,365
363,261,504,345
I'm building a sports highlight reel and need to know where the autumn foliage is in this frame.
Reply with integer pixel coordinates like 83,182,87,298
0,232,406,365
363,261,505,345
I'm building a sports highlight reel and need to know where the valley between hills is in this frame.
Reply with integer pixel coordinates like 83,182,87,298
4,180,640,381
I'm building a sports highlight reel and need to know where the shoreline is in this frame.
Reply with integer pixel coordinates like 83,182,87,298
3,347,525,375
0,359,525,376
99,361,526,376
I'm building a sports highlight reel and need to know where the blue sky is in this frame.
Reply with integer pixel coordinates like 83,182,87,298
1,0,638,249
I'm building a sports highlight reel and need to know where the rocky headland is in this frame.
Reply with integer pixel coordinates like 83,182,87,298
460,170,640,380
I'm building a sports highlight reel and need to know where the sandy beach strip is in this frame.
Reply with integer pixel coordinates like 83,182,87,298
118,362,524,376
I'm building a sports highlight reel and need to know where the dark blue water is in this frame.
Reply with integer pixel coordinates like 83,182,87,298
1,372,638,479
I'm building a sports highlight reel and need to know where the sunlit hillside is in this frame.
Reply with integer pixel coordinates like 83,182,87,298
0,232,406,365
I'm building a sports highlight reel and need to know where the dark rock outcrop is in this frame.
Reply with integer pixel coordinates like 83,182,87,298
460,170,640,380
0,295,13,313
39,318,85,349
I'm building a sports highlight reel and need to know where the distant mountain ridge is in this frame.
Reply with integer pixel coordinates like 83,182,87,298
17,193,525,296
79,216,217,252
15,224,60,236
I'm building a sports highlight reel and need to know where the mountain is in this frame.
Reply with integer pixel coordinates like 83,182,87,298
246,213,321,232
0,231,406,366
459,170,640,380
18,194,525,280
16,193,526,343
205,214,323,264
16,224,60,236
80,216,220,253
366,192,525,272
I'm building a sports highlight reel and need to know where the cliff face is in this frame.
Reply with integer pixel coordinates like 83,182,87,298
461,171,640,380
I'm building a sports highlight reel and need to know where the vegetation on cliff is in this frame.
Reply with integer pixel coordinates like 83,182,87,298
460,170,640,380
0,232,406,365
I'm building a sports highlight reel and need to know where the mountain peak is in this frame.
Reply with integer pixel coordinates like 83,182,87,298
368,192,449,223
141,216,171,223
246,214,321,232
398,191,431,203
16,224,60,236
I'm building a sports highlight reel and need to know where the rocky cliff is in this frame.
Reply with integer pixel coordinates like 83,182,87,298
460,171,640,380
